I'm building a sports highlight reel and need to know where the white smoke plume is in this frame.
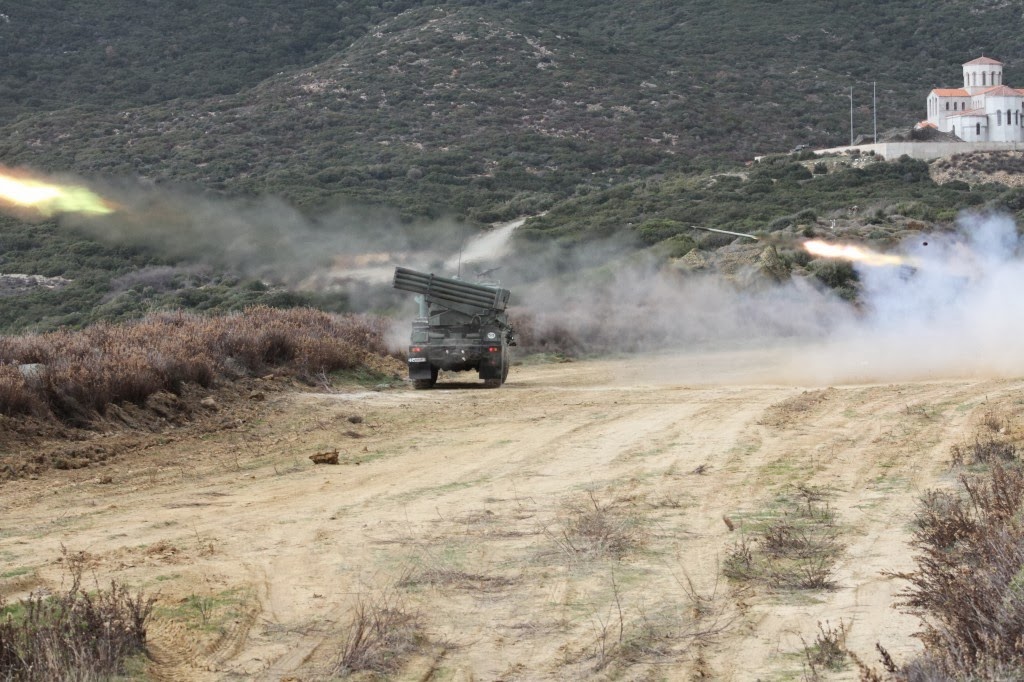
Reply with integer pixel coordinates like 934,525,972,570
61,179,466,288
25,165,1024,385
793,212,1024,384
513,212,1024,386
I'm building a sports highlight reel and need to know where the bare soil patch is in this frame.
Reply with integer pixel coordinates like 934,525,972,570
0,350,1012,680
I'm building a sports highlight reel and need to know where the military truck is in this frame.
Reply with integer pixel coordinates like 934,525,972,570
392,266,515,388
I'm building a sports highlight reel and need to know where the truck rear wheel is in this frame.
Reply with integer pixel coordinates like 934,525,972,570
483,351,509,388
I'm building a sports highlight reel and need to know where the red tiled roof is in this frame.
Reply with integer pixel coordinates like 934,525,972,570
915,121,938,129
932,88,969,97
965,56,1003,66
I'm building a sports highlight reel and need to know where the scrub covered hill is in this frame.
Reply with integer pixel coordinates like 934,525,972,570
0,0,1021,333
4,0,1024,216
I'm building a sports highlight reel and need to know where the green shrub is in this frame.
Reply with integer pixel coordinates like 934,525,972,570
809,259,858,290
636,219,686,245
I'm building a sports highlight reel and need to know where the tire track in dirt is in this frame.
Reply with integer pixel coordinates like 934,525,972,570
704,379,1013,679
2,353,1020,680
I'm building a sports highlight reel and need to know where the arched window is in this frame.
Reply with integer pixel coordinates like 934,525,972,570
977,122,982,136
1008,110,1013,125
997,110,1002,125
946,102,950,110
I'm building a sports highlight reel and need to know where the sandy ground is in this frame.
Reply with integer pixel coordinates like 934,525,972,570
0,347,1016,681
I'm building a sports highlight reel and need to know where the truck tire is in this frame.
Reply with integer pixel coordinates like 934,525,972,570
483,378,502,388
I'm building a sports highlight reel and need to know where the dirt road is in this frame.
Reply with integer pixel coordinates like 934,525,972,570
1,348,1014,680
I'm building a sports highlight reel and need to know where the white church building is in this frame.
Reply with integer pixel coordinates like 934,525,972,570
924,56,1024,142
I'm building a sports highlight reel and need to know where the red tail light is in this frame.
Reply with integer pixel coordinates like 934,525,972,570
488,347,499,352
411,346,422,353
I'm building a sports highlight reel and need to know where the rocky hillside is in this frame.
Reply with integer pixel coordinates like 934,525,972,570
4,0,1024,218
1,1,1024,332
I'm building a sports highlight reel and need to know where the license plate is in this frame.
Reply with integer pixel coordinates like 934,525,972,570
408,357,427,363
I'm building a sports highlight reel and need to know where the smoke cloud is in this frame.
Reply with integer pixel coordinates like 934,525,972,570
796,212,1024,384
511,212,1024,386
19,166,1024,386
60,178,467,290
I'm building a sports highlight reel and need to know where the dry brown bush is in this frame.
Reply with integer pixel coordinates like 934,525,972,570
0,366,43,417
723,489,842,591
545,491,647,564
0,558,155,681
0,306,397,427
334,585,425,676
889,463,1024,678
950,437,1017,467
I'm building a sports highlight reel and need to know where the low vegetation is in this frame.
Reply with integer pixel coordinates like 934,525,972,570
0,305,398,428
723,485,843,591
883,459,1024,679
335,585,426,677
802,620,849,679
0,558,154,681
809,415,1024,679
545,491,647,565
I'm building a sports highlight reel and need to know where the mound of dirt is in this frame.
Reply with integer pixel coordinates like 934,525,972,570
0,377,290,481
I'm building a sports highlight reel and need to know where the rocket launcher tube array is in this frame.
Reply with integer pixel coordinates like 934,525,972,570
393,267,510,312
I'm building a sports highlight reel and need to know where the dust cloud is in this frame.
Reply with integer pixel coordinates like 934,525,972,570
60,179,465,288
514,213,1024,385
24,167,1024,385
794,212,1024,384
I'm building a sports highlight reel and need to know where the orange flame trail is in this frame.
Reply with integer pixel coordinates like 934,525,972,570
803,239,907,267
0,170,115,217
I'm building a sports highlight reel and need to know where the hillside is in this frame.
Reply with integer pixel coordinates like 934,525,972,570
4,1,1024,214
1,1,1024,332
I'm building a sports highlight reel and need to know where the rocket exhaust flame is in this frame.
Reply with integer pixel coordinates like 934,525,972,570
0,170,115,217
803,239,907,267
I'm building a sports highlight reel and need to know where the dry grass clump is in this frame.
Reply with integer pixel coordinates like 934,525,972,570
582,572,737,676
950,437,1017,467
880,462,1024,679
723,486,842,591
758,388,835,429
334,586,426,677
0,306,396,426
545,491,647,564
801,620,849,679
397,556,515,592
0,562,154,681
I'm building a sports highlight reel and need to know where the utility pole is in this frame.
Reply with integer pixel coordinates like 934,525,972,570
873,81,877,143
849,87,854,146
